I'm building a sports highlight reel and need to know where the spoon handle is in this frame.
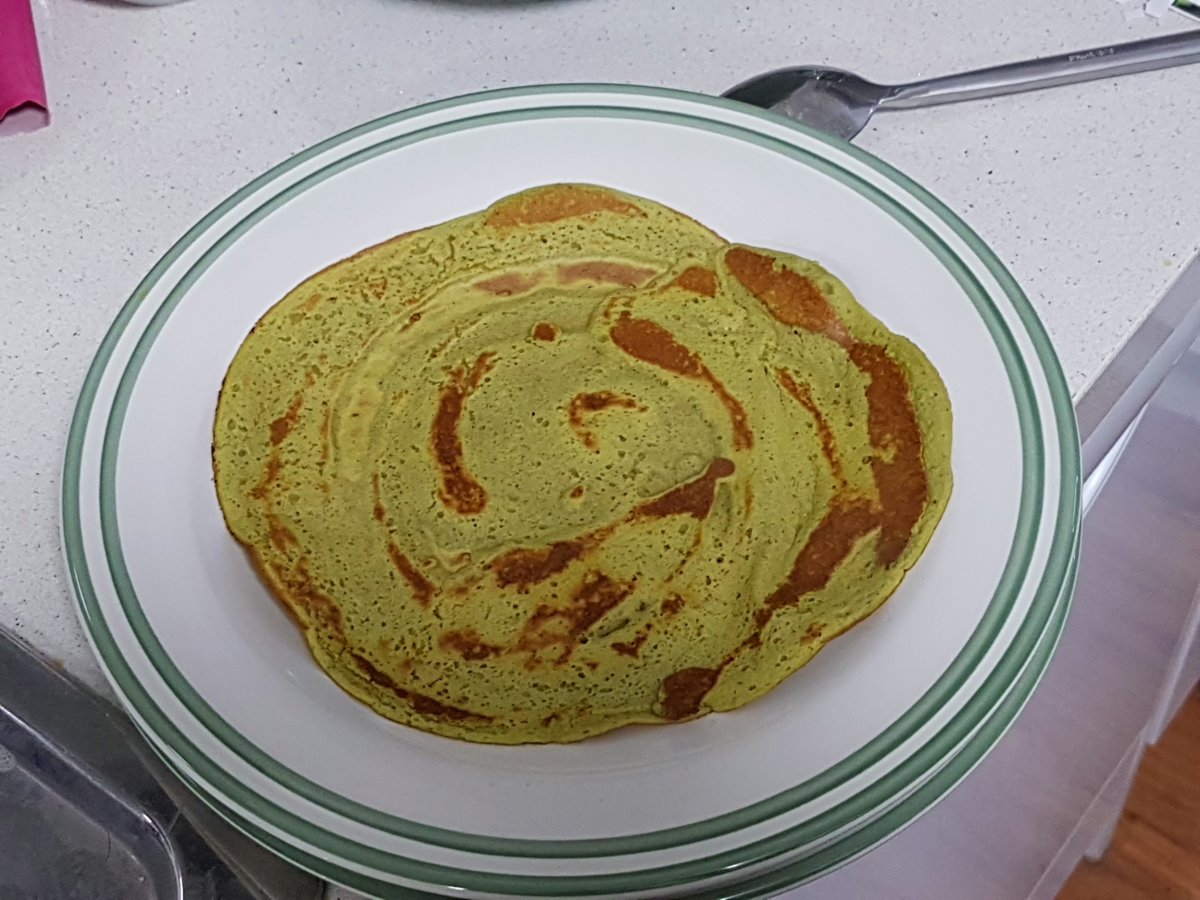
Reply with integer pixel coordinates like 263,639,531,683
881,30,1200,110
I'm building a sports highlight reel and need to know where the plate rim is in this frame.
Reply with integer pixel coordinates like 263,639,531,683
61,83,1081,884
93,101,1046,851
129,548,1079,900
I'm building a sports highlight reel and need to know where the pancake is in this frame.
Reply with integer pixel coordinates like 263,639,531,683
213,184,952,744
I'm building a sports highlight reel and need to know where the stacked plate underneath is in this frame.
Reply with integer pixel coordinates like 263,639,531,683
63,87,1079,898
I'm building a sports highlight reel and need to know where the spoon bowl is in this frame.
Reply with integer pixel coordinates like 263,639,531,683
724,67,888,141
724,31,1200,141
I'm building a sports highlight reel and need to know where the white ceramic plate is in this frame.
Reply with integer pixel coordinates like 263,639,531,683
63,86,1079,897
162,561,1075,899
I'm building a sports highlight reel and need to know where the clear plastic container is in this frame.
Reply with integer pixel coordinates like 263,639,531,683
0,627,318,900
0,719,176,899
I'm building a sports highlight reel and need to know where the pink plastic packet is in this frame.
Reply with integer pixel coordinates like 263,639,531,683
0,0,48,131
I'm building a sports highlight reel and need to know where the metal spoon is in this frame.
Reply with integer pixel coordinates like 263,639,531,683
724,30,1200,141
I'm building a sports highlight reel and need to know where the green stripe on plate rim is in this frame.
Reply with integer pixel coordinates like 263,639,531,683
145,541,1079,899
60,84,1079,882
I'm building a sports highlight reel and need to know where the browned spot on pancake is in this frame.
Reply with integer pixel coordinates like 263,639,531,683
299,292,322,313
610,313,704,377
803,622,825,643
610,313,753,450
661,594,685,615
558,261,658,289
756,497,878,632
450,572,482,597
485,185,645,227
517,572,633,665
350,652,488,722
269,392,304,445
491,459,732,590
556,574,628,634
612,628,650,658
371,472,387,522
440,629,504,661
266,513,300,555
777,369,846,487
670,266,718,297
408,693,484,721
570,390,640,414
533,321,560,342
727,249,928,564
250,455,283,500
387,543,435,606
366,277,388,299
724,247,850,345
260,562,310,631
431,353,495,515
660,666,722,720
493,539,586,590
848,342,929,566
477,272,543,296
568,390,642,451
542,712,559,727
270,560,343,631
570,485,585,500
635,457,735,521
349,653,397,689
319,407,331,465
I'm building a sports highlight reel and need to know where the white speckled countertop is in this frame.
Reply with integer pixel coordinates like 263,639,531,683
16,0,1198,687
0,0,1197,891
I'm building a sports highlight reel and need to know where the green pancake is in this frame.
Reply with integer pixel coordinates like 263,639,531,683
213,184,952,744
